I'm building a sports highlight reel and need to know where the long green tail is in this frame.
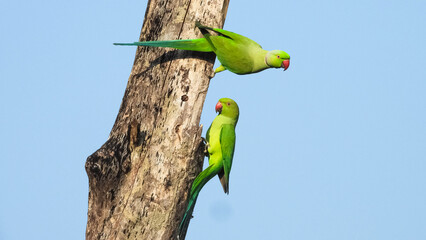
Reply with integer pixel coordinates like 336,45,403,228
178,164,220,239
113,38,213,52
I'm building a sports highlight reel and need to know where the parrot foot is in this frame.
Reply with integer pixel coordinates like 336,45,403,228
201,137,210,157
214,65,226,74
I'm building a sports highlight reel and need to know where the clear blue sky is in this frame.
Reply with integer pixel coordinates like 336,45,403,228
1,0,425,239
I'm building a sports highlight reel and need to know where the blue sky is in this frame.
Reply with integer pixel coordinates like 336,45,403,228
1,0,425,239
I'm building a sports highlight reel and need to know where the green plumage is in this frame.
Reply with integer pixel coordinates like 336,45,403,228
178,98,239,239
114,22,290,75
114,38,212,52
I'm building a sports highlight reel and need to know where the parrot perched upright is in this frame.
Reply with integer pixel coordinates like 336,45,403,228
178,98,239,239
114,22,290,75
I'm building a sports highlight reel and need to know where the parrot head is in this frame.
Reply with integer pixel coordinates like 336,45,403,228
265,50,290,71
215,98,239,120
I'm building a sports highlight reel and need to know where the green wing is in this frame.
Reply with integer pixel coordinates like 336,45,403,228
196,22,264,74
196,21,261,47
218,124,236,194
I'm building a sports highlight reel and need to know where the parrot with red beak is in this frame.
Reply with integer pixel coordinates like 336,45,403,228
178,98,239,238
115,22,290,75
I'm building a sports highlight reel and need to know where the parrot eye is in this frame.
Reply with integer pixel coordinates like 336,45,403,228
227,102,231,106
277,55,280,59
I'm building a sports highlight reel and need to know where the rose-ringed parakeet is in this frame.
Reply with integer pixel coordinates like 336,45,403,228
114,22,290,75
178,98,239,239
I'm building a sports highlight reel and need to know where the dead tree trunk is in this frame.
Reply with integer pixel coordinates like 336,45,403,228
84,0,229,239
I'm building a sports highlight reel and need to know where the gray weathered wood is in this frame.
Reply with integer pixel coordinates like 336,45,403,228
85,0,229,239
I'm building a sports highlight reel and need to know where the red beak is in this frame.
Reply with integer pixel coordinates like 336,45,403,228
215,101,222,113
282,59,290,71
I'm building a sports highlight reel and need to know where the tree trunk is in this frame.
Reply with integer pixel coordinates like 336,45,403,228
84,0,229,239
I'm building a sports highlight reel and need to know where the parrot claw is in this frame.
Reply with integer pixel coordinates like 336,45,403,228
201,137,210,156
214,65,226,75
204,144,210,156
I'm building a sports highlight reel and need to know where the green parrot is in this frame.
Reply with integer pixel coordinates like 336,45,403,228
178,98,239,239
114,22,290,75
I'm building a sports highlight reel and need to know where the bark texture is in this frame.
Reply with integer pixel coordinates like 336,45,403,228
85,0,229,239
